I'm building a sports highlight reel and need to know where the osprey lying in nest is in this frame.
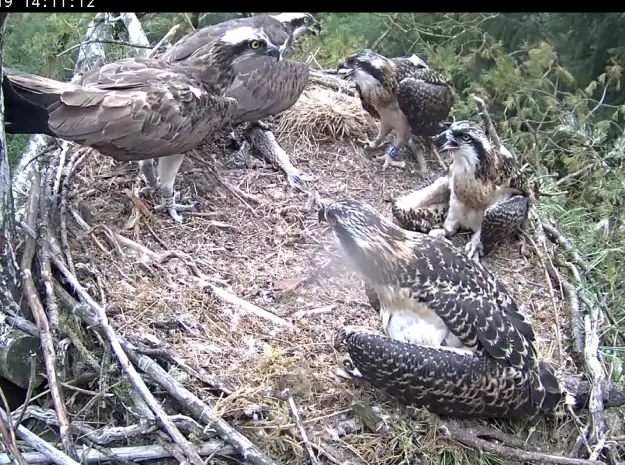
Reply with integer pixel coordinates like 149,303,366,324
3,26,282,222
336,49,454,172
319,199,563,420
152,13,322,191
392,121,534,262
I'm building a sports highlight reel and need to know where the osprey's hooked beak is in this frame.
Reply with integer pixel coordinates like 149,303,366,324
266,43,282,62
336,60,354,78
434,129,459,152
309,22,322,36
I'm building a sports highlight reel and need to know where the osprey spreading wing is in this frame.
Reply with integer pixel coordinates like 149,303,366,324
428,120,534,261
337,49,454,172
318,199,563,419
3,26,282,222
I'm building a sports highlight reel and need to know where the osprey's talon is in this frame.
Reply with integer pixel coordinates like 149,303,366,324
139,185,157,196
140,169,160,194
377,145,406,170
287,169,314,191
342,356,363,378
377,154,406,171
253,120,273,131
428,228,447,240
154,192,196,223
465,239,484,263
358,138,374,149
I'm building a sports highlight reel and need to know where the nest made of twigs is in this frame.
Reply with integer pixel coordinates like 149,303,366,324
277,82,377,144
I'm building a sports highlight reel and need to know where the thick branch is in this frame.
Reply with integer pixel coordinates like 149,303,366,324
440,422,606,465
0,406,80,465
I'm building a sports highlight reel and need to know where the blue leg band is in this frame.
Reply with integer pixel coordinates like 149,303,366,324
385,144,400,160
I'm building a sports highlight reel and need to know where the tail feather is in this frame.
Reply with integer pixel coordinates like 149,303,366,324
2,71,73,136
343,329,547,420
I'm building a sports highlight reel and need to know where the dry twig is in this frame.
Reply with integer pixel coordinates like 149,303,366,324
282,388,320,465
117,338,281,465
0,406,80,465
47,237,205,465
440,421,606,465
208,283,296,330
19,168,76,460
0,442,235,465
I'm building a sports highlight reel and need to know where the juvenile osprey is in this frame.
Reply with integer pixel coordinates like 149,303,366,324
392,170,530,257
336,49,454,172
3,26,282,222
430,120,533,261
138,13,321,194
318,199,563,419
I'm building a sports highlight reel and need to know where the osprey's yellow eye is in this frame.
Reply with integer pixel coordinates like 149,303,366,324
461,134,471,142
303,17,310,23
250,40,261,50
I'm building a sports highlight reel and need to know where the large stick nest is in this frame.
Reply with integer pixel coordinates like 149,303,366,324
7,72,624,465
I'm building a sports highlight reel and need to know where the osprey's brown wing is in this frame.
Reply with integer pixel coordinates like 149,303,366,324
403,233,537,372
356,85,380,119
396,69,454,138
224,56,309,123
78,57,172,85
41,67,237,161
497,151,532,196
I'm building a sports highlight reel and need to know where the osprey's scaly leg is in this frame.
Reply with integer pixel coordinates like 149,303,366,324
153,153,195,223
139,158,159,195
376,137,407,171
359,122,391,150
431,197,462,238
465,227,484,263
408,138,428,173
464,208,486,262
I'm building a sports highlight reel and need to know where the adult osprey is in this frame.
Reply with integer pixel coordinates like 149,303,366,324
428,120,534,261
318,199,563,419
134,13,321,204
337,49,454,172
3,26,282,222
160,13,321,63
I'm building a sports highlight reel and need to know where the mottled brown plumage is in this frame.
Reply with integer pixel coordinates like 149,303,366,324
3,26,281,222
431,120,534,261
141,14,320,194
337,50,454,172
392,172,530,257
161,13,320,124
319,199,563,419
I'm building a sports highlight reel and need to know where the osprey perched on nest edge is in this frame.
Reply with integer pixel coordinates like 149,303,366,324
318,199,564,419
337,49,454,172
3,26,282,222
